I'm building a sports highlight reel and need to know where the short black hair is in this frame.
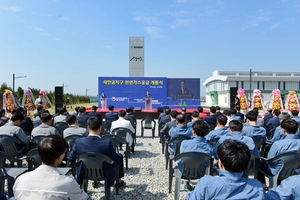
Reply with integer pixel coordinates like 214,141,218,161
163,106,169,110
192,120,209,137
108,105,114,111
37,105,44,112
126,107,132,113
66,115,76,125
75,106,80,113
197,106,203,113
78,106,86,114
118,110,126,117
41,113,53,123
215,106,221,111
246,111,257,121
291,110,299,117
38,135,67,166
170,110,178,119
191,111,199,118
57,107,66,115
11,112,24,122
273,109,281,117
92,105,98,111
13,107,25,114
217,139,250,172
176,114,186,124
181,107,186,112
87,116,102,131
0,108,5,116
217,115,227,126
228,120,243,132
223,109,231,116
210,106,216,114
281,119,298,134
230,108,237,115
164,108,171,115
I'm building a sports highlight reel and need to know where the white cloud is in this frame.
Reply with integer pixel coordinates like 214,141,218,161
271,23,279,29
31,26,44,32
135,15,158,24
169,19,191,29
4,6,23,12
144,26,161,38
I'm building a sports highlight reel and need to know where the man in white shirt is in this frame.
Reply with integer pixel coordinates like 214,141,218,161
13,135,91,200
110,110,135,147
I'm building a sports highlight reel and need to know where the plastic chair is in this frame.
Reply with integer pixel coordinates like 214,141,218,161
78,121,87,128
243,152,259,179
65,135,82,152
102,134,129,170
258,151,300,188
0,135,28,167
141,117,156,138
126,118,137,144
170,152,213,199
207,138,220,147
26,148,71,175
252,135,266,155
266,124,279,140
111,127,134,156
30,135,46,149
164,135,190,170
101,122,110,136
54,122,69,135
0,151,27,197
76,152,120,199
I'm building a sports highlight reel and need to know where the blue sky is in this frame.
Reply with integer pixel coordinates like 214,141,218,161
1,0,300,97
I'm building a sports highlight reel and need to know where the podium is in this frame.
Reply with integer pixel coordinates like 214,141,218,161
144,97,152,111
101,98,107,109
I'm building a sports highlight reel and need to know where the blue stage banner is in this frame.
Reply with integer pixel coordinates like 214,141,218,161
98,77,201,109
98,77,167,109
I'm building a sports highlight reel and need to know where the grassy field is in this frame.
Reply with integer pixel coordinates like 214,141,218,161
27,102,96,118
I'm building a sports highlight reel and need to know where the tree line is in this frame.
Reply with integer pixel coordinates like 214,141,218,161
0,82,90,107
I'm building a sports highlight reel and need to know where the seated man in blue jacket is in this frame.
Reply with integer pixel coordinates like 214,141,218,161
214,120,259,159
68,116,125,188
258,119,300,189
266,174,300,200
173,120,213,191
186,139,265,199
242,110,266,138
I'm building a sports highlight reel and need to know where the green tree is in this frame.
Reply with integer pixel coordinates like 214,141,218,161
16,87,24,99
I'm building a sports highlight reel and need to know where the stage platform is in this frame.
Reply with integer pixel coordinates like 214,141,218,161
86,107,210,119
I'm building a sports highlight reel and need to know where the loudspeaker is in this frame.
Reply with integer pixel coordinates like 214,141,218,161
55,86,63,113
157,107,164,112
230,87,238,110
134,107,142,112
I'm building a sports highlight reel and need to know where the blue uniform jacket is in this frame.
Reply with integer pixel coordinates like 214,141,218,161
186,169,265,200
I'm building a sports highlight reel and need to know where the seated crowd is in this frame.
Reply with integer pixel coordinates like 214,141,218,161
1,103,300,199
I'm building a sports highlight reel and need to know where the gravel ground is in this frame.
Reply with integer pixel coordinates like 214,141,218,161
87,119,192,200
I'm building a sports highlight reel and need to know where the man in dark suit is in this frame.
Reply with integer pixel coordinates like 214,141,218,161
234,105,245,122
204,106,217,130
177,80,189,95
266,109,281,127
87,105,103,121
68,116,125,188
76,107,90,128
105,105,119,121
125,107,137,130
158,108,171,129
263,108,273,125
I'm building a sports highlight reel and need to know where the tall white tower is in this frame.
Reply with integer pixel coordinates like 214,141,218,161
129,36,144,77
